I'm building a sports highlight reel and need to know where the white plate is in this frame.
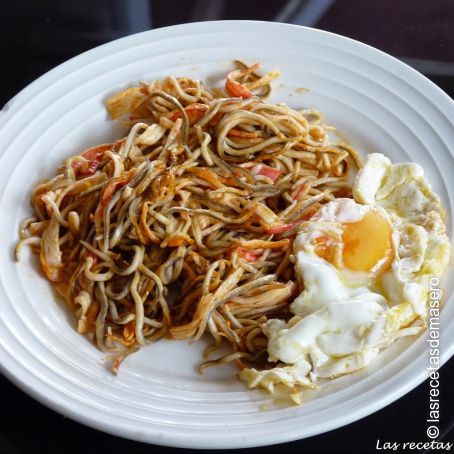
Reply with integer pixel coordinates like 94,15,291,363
0,21,453,449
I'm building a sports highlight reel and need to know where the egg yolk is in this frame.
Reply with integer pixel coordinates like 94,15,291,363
342,210,393,273
314,210,394,274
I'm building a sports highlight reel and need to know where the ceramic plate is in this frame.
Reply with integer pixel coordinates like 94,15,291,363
0,21,453,448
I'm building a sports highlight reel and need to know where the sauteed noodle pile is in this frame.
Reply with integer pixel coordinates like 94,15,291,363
16,62,361,377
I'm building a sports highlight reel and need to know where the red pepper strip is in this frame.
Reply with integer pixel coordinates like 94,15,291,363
244,163,281,182
225,70,254,98
227,129,259,139
113,138,125,152
72,143,113,176
225,63,261,98
95,174,131,222
170,103,208,123
263,222,299,235
239,249,261,262
259,166,281,182
225,78,253,98
100,175,129,206
293,183,310,201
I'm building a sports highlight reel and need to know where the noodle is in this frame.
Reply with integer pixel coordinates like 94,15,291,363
17,62,360,378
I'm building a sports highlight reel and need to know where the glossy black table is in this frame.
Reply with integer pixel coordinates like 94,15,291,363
2,1,453,452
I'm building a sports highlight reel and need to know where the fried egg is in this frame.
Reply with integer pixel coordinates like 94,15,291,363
240,153,451,393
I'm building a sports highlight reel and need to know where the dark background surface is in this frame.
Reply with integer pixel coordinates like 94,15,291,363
1,1,453,453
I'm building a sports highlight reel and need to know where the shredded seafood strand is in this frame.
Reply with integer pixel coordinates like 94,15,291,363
17,62,360,380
